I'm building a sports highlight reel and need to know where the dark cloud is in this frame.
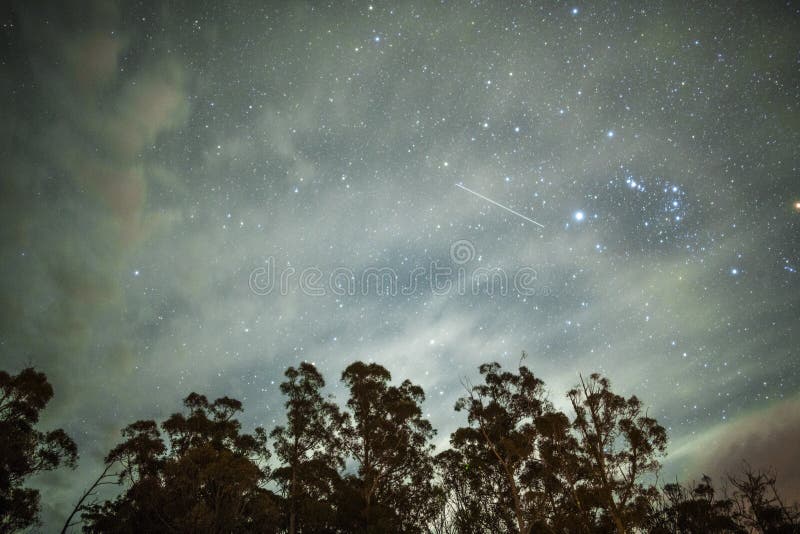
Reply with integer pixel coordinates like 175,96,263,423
674,394,800,503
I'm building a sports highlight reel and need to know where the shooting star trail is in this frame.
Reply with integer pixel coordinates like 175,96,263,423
455,183,544,228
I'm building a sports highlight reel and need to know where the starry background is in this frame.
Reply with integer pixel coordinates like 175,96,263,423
1,0,799,527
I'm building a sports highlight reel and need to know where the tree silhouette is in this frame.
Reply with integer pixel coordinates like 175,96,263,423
648,475,743,533
728,465,800,533
271,362,345,533
567,373,668,533
445,361,553,534
0,368,77,533
339,361,438,533
534,407,605,533
82,393,279,533
3,361,798,533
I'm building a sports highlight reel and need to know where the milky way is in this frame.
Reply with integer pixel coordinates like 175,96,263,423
1,1,799,526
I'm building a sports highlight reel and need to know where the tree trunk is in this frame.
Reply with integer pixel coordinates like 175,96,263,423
289,461,297,534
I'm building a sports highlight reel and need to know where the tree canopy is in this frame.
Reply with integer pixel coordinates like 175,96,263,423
0,368,77,533
1,360,797,533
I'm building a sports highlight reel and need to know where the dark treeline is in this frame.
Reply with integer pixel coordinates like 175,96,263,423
1,361,798,533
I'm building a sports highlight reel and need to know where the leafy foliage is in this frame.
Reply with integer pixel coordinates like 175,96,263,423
2,361,798,533
0,368,77,533
270,362,345,533
82,394,279,533
339,361,438,533
648,475,743,533
567,372,668,532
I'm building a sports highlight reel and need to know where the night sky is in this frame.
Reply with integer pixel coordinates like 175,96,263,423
2,0,799,527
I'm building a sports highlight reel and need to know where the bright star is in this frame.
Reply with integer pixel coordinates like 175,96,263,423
606,130,615,138
574,211,585,222
571,7,579,15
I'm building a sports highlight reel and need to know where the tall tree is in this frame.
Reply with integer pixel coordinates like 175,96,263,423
0,368,77,533
271,362,344,533
568,373,667,533
82,393,279,533
340,361,438,533
444,361,571,534
533,409,596,533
